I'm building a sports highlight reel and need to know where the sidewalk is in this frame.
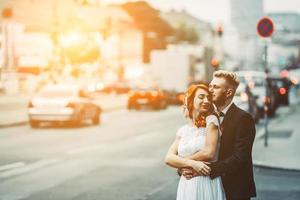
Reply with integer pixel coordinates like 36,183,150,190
0,92,128,128
253,91,300,171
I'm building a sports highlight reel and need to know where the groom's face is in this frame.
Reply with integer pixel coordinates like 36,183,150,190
209,77,228,106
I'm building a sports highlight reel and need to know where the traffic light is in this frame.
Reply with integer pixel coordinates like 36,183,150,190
216,24,224,37
211,57,220,69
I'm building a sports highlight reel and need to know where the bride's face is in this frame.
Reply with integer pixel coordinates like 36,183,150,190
193,88,211,113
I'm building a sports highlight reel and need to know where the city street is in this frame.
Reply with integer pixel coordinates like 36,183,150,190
0,102,300,200
1,1,300,199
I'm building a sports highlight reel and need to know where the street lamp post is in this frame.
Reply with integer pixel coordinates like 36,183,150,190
2,8,13,72
263,43,269,147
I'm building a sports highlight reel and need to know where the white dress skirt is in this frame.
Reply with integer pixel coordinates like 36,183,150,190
176,115,226,200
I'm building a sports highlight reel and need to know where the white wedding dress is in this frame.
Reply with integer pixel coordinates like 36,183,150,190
176,115,226,200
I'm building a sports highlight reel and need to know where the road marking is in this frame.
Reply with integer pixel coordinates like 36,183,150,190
0,162,26,172
0,158,62,179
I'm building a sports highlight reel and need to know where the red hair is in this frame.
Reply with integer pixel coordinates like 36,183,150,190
184,84,213,127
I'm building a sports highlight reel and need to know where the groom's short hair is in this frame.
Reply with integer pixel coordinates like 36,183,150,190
213,70,240,90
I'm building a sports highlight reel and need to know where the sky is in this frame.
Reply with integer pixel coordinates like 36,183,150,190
103,0,300,23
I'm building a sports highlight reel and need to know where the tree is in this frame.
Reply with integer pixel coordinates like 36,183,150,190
122,1,174,62
122,1,173,37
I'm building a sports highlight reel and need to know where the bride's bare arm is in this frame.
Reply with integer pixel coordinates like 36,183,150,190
165,134,195,169
185,123,219,161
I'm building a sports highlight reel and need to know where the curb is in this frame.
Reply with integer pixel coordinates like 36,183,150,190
253,160,300,172
0,121,28,128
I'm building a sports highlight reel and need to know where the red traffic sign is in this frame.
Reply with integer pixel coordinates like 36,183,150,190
257,17,274,38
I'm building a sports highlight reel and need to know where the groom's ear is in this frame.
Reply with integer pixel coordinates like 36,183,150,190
227,88,234,98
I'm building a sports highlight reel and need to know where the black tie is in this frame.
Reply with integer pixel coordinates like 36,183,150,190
218,112,225,117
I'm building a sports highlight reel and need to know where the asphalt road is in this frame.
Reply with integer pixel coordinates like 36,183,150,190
0,107,184,200
0,106,299,200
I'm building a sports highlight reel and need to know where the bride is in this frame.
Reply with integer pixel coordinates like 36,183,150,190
165,84,226,200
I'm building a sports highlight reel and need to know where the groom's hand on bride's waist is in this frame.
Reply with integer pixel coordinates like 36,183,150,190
182,168,199,180
179,164,211,179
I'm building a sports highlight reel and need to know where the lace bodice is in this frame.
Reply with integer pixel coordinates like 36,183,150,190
177,115,220,161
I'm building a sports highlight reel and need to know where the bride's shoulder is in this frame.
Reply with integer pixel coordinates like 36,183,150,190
206,114,219,126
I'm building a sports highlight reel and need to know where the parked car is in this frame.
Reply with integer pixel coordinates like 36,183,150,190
28,84,101,128
236,70,277,117
233,83,260,123
127,87,168,110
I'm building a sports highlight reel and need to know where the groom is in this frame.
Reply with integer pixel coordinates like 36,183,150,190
181,70,256,200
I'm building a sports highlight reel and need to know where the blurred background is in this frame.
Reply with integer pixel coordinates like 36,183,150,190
0,0,300,199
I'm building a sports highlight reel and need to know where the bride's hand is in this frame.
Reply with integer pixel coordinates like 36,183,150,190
188,160,211,176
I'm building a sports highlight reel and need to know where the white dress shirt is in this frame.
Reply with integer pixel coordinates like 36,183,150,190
218,101,233,124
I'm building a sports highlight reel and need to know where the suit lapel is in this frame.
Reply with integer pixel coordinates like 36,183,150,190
219,103,237,160
221,103,237,135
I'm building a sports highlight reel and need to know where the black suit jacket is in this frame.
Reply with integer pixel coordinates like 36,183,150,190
210,103,256,199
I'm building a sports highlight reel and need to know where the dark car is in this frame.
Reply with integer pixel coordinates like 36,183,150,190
28,84,101,128
127,87,168,110
268,77,291,106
